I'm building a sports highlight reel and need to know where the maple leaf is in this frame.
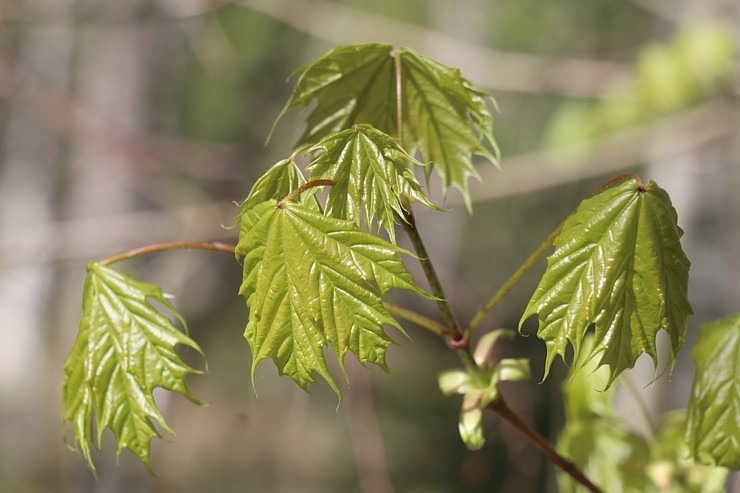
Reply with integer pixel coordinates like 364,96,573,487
686,313,740,468
62,262,203,474
519,178,692,386
237,200,431,395
239,156,317,218
275,43,498,209
307,124,436,242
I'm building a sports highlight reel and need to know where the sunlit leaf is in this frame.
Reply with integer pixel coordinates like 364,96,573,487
239,156,316,218
520,178,692,386
237,200,430,395
276,43,498,209
686,313,740,469
307,124,436,242
62,263,204,474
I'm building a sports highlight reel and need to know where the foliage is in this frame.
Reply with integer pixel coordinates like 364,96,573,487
62,262,204,474
275,43,498,209
686,314,740,469
306,124,436,242
236,199,430,395
557,337,729,493
61,41,740,491
520,177,692,386
438,329,530,449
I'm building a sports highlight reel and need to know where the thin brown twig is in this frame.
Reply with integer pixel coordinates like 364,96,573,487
99,241,238,266
489,397,604,493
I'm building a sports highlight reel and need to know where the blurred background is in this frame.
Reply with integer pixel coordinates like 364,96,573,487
1,0,739,491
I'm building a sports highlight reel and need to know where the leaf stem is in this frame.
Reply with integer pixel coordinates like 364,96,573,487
488,397,604,493
99,241,238,266
466,171,645,337
587,172,644,198
383,302,446,338
278,179,334,207
400,209,466,346
466,222,563,337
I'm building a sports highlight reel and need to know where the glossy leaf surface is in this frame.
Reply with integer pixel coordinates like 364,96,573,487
520,178,691,386
62,262,203,473
237,200,430,395
276,43,498,209
307,124,435,241
686,313,740,468
239,157,316,217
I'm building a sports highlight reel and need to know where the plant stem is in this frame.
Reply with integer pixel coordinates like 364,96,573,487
466,171,645,337
99,241,238,266
488,397,604,493
400,212,464,342
466,222,563,337
587,172,644,198
279,179,334,207
383,302,447,338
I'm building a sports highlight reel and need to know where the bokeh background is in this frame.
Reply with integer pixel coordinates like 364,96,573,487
1,0,739,492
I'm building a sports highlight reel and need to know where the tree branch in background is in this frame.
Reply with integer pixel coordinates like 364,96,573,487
237,0,629,97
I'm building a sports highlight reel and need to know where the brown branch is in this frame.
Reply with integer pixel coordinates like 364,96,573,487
489,398,604,493
100,241,237,266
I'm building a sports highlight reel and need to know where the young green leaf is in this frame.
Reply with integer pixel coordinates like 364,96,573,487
438,329,530,449
307,124,436,242
275,43,498,209
239,156,316,217
62,262,204,474
686,313,740,468
237,200,431,395
519,178,692,386
399,47,499,210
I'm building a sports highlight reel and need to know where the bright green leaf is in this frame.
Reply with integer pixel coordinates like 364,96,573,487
62,262,204,474
237,200,430,395
686,313,740,469
307,124,435,242
239,156,316,218
520,178,692,386
399,47,498,210
275,43,498,209
276,43,396,146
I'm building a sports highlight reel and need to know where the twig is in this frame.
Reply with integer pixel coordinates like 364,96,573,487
489,397,604,493
466,223,563,337
383,302,447,338
99,241,238,266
